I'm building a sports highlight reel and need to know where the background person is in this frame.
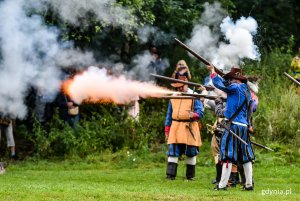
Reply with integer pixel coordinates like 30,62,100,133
0,116,17,160
148,46,168,76
171,60,192,80
290,47,300,82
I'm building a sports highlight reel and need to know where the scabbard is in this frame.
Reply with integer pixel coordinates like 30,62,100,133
186,123,196,141
251,141,274,151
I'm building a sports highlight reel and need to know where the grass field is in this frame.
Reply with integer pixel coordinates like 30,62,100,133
0,151,299,201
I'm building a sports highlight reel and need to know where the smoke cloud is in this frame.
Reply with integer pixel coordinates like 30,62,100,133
65,66,174,104
55,48,95,68
127,51,169,81
0,0,98,118
127,51,154,81
137,25,176,46
38,0,138,31
187,2,260,69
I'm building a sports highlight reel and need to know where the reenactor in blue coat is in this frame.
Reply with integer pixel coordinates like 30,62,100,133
207,65,255,191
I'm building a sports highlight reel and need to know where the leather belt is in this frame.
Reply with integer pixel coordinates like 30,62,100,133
172,119,195,122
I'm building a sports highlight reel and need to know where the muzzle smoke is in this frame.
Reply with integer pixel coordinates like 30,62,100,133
64,66,176,104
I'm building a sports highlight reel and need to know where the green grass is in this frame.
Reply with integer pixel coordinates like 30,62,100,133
0,154,299,201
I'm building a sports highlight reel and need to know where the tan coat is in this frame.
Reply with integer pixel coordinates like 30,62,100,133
167,99,202,146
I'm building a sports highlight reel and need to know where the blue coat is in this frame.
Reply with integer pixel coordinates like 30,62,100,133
212,75,250,125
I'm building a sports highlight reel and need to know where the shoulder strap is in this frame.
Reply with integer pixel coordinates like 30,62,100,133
227,89,250,124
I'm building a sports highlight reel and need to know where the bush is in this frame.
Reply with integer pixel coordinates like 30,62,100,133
24,100,167,158
247,49,300,145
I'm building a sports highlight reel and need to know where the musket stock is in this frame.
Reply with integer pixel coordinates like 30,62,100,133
174,38,225,76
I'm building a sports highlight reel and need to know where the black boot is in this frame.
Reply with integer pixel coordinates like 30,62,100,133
166,162,178,180
186,164,195,180
228,172,239,187
216,163,222,183
238,164,246,186
212,163,222,184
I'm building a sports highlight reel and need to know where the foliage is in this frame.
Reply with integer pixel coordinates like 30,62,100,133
22,99,166,158
243,49,300,146
36,0,300,64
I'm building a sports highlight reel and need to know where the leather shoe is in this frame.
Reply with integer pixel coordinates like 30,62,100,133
214,185,227,190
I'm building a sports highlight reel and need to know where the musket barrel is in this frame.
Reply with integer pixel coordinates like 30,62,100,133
180,92,221,100
174,38,225,76
159,96,196,99
150,73,214,90
283,72,300,86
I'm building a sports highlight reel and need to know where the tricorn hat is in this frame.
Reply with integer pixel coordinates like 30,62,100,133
171,75,188,88
223,67,247,83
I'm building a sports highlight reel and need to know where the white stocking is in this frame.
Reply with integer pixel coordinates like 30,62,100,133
218,162,232,188
243,162,253,188
186,156,196,165
168,157,178,163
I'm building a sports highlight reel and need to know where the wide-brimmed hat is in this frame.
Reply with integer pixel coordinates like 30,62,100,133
223,67,247,83
171,75,188,88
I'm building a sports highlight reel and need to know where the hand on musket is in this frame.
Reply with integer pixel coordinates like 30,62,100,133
198,85,207,92
207,64,216,74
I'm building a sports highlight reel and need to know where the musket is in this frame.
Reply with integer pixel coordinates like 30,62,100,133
150,73,215,90
174,38,225,76
159,96,197,99
214,127,273,151
251,141,274,152
180,92,223,100
283,72,300,86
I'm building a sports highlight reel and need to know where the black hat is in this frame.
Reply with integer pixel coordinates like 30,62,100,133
223,67,247,83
